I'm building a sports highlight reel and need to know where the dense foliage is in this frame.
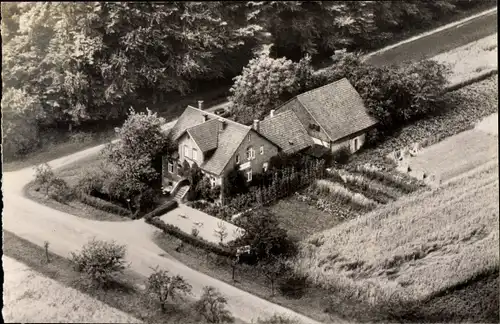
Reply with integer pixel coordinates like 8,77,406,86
194,286,234,323
70,239,128,288
2,1,492,158
229,52,315,124
145,267,192,313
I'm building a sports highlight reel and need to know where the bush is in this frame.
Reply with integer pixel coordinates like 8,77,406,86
145,216,235,258
194,286,234,323
256,314,300,324
75,169,105,196
33,163,55,195
78,193,133,217
143,200,179,220
48,178,74,203
278,273,308,299
331,146,351,165
70,238,128,288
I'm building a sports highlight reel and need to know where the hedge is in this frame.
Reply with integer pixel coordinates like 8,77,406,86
78,193,133,217
143,200,179,220
145,216,235,258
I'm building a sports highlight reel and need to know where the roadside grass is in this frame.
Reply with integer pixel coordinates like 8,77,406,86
3,255,141,323
433,33,497,85
152,231,335,323
2,84,230,173
294,162,499,312
2,230,220,324
351,75,498,168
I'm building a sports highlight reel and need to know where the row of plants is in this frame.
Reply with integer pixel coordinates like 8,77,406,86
326,168,398,204
352,164,423,194
294,191,356,222
310,180,378,212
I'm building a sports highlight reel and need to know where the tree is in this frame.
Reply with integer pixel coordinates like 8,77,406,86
229,52,314,124
34,163,56,196
232,208,296,261
214,221,229,244
258,256,288,296
145,266,192,313
70,238,128,288
223,167,249,199
102,108,168,203
194,286,234,323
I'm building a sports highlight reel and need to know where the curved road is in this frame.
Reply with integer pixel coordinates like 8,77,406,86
2,7,497,324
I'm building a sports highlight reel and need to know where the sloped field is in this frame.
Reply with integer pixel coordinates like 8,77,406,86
295,162,499,307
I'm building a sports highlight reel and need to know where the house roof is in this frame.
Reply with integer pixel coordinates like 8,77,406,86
169,106,254,175
259,110,313,154
186,119,220,153
294,78,378,142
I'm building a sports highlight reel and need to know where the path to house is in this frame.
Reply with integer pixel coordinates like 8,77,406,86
2,8,497,324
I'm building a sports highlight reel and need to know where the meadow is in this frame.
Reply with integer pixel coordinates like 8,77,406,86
294,162,499,309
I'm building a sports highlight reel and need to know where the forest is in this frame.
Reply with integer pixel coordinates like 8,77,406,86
1,1,494,159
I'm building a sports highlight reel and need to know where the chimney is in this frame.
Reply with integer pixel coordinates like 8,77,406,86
202,114,208,122
253,119,260,132
270,110,275,118
198,100,204,110
219,118,227,131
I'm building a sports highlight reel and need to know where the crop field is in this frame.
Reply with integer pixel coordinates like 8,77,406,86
407,127,498,185
433,33,497,85
294,161,499,309
2,256,140,323
351,75,498,168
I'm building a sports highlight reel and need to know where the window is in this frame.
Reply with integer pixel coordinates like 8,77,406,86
246,170,252,182
235,154,240,164
260,146,264,155
246,147,255,160
210,176,216,188
184,145,189,158
353,138,359,151
263,162,268,173
168,162,174,173
248,133,251,142
192,148,198,161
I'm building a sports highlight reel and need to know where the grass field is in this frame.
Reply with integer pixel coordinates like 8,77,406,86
2,256,141,323
2,230,226,324
407,128,498,184
295,162,499,310
351,75,498,168
433,33,497,85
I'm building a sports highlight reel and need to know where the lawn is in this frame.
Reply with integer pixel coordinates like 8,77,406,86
295,161,499,315
2,255,141,323
433,33,497,85
2,230,234,324
269,196,350,241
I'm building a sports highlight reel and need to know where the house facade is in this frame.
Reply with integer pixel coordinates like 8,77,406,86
162,78,378,202
276,78,378,154
162,105,279,200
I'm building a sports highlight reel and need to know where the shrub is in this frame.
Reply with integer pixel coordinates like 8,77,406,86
70,238,128,288
191,227,200,237
48,178,74,203
143,200,179,220
332,146,351,165
145,216,235,258
278,273,308,299
255,314,300,324
194,286,234,323
75,169,105,196
33,163,55,195
145,267,192,313
78,193,132,217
